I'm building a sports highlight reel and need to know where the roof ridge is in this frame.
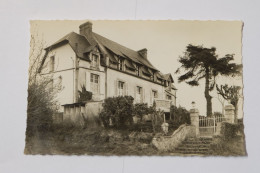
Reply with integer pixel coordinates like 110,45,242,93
93,32,139,54
93,32,158,71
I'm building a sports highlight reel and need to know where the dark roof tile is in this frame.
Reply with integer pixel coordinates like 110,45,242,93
93,32,158,71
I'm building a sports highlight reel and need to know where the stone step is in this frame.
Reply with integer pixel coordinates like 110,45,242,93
171,137,213,155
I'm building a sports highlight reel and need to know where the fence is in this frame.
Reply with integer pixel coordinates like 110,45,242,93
199,115,226,137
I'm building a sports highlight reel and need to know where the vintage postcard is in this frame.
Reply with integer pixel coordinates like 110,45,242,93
25,20,246,156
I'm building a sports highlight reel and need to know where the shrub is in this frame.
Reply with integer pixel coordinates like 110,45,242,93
170,105,190,127
133,103,151,121
213,111,223,117
148,103,164,133
26,77,58,139
100,96,134,129
78,85,92,102
221,122,244,141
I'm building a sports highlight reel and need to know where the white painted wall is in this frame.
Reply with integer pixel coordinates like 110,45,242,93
40,43,176,112
41,44,76,111
106,68,176,106
41,44,75,74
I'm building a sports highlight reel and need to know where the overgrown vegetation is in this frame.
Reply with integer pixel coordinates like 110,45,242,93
78,85,92,102
100,97,170,133
133,103,151,121
216,84,242,123
210,122,246,156
170,105,190,126
99,96,134,129
25,35,61,154
220,122,244,141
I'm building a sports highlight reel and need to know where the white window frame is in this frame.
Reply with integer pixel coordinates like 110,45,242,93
136,86,143,103
151,90,158,105
118,58,123,71
91,53,99,68
90,73,99,94
136,65,140,76
118,81,125,96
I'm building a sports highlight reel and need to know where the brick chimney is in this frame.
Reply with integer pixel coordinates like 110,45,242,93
79,21,96,45
138,48,147,59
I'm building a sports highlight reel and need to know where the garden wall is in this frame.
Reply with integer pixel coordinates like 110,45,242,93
152,124,195,151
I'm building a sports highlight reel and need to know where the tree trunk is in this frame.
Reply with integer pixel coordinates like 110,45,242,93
205,68,212,117
234,103,238,123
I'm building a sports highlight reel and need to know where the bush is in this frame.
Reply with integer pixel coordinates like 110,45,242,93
133,103,151,121
26,78,58,139
221,122,244,141
100,96,134,129
78,85,92,102
170,105,190,127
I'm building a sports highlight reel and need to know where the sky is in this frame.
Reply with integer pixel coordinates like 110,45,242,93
31,20,243,118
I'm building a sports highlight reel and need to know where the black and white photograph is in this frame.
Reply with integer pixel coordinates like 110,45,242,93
25,20,245,156
2,0,260,172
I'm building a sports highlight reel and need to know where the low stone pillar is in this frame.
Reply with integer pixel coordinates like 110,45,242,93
190,108,199,137
224,104,235,124
161,122,169,134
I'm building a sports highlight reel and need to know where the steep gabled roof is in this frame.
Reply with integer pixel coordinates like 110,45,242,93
92,32,158,71
45,32,92,61
163,73,174,82
44,29,161,73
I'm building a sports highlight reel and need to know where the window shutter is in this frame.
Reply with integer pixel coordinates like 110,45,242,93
124,82,128,96
150,90,152,105
114,80,118,96
98,75,100,94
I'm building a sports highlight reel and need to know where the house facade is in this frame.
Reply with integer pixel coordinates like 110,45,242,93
39,22,177,123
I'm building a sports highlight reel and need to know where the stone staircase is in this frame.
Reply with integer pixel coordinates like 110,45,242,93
173,137,213,155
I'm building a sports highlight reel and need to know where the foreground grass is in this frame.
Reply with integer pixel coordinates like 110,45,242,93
25,126,166,155
210,135,247,156
25,125,247,156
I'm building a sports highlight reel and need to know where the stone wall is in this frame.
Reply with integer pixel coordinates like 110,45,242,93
152,124,196,151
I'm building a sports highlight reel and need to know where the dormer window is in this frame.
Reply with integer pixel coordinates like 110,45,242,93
151,73,154,81
118,58,123,71
91,53,99,68
136,66,140,76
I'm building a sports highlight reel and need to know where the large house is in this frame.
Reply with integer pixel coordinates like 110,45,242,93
39,21,177,124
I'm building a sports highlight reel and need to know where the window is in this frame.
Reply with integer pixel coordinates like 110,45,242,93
91,54,99,68
50,56,55,72
90,74,99,94
118,81,124,96
151,73,154,81
135,86,143,103
166,95,172,100
151,90,158,104
118,58,123,71
136,66,140,76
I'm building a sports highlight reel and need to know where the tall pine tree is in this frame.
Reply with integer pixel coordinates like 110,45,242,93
176,44,242,116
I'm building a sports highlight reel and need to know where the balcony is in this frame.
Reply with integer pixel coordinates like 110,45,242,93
154,99,172,112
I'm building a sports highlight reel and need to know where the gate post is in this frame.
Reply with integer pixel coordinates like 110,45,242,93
190,102,199,137
224,103,235,124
